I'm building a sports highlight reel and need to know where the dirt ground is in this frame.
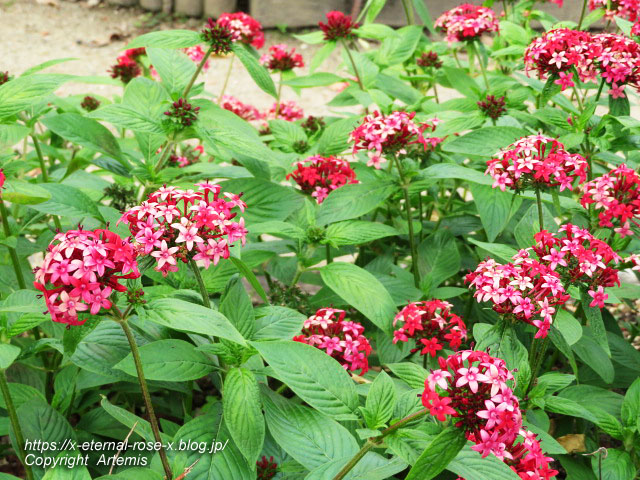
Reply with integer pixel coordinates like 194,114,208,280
0,0,345,115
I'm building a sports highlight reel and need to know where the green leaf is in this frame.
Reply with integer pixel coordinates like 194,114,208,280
580,290,610,357
220,277,255,339
378,26,423,66
0,344,20,370
595,449,635,480
232,43,277,98
544,396,598,423
314,117,361,156
609,92,630,116
316,180,395,225
254,306,306,340
0,383,45,410
126,29,202,49
514,203,557,248
0,74,71,118
114,339,215,381
140,298,246,346
321,262,396,332
470,183,521,242
362,371,396,429
223,368,264,464
30,183,104,221
283,72,343,87
419,163,492,186
100,397,156,443
310,41,337,72
573,334,614,384
42,113,124,163
365,0,387,23
386,362,428,389
228,256,269,304
1,180,51,205
0,125,30,149
325,220,398,246
406,428,467,480
554,310,583,346
306,453,407,479
261,388,358,470
417,229,460,293
251,340,359,416
443,127,527,156
467,238,518,263
18,399,75,459
89,104,164,134
448,445,521,479
146,48,196,96
621,377,640,428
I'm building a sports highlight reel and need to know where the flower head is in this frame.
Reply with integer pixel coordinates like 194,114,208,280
0,71,10,86
34,229,140,326
266,100,304,121
591,33,640,95
163,98,200,129
318,11,360,41
0,169,5,193
220,95,263,122
118,183,247,276
256,456,278,480
201,18,234,55
478,95,507,121
81,96,100,112
293,308,372,374
435,4,499,44
217,12,265,49
349,111,442,168
286,155,358,203
589,0,640,22
417,51,443,69
393,300,467,356
260,44,304,72
168,144,205,169
109,56,141,84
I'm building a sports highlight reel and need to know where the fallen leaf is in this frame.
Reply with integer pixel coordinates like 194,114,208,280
557,434,586,454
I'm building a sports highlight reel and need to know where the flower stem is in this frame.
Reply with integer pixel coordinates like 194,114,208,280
0,199,26,290
342,39,365,91
217,54,235,104
332,408,428,480
118,317,173,480
0,369,34,480
595,78,606,102
189,259,210,308
31,134,62,231
526,336,549,396
535,188,544,231
577,0,588,30
182,46,214,98
153,138,176,175
400,0,415,24
326,244,333,264
470,42,489,90
274,71,284,119
393,156,420,288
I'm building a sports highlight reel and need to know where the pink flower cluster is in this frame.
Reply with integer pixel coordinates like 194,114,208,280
318,10,360,41
267,100,305,122
486,135,588,192
286,155,358,203
466,256,569,339
349,111,441,169
424,350,558,479
293,308,372,374
217,12,265,49
434,4,499,44
591,33,640,98
531,225,620,308
581,164,640,237
0,168,4,192
118,183,247,276
184,45,211,72
589,0,640,23
109,48,145,84
220,95,263,122
34,229,140,326
260,44,304,72
169,145,205,169
392,300,467,357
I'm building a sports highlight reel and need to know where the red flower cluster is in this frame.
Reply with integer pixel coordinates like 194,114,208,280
217,12,265,49
349,111,441,169
109,48,145,84
201,18,234,55
478,95,507,121
163,98,200,129
486,135,588,192
293,308,372,374
0,71,10,86
81,96,100,112
256,456,278,479
466,255,569,338
318,11,360,41
0,168,5,192
581,164,640,237
434,4,499,44
417,51,443,69
591,33,640,98
118,183,247,276
267,100,304,121
589,0,640,22
220,95,263,122
34,229,140,326
286,155,358,204
531,224,620,308
423,350,558,479
392,300,467,356
260,44,304,71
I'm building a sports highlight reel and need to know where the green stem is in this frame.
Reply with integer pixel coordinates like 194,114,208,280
153,139,176,175
577,0,588,29
572,84,584,112
189,259,210,308
0,369,33,480
526,336,549,396
470,42,489,90
332,409,429,480
595,78,606,103
326,244,333,264
274,71,284,119
432,81,440,103
118,317,173,480
400,0,415,24
291,267,304,286
182,46,214,98
342,40,365,91
31,134,62,231
393,156,420,288
217,54,235,104
535,189,544,231
0,199,26,290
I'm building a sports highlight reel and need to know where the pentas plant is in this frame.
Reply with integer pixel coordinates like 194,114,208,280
581,164,640,236
293,308,372,374
80,95,100,112
589,0,640,22
477,95,507,122
260,44,304,72
286,155,358,203
217,11,265,49
220,94,263,121
392,300,467,357
118,183,247,276
486,135,588,192
318,10,360,41
34,229,139,326
201,18,235,55
434,4,499,44
591,33,640,98
109,48,144,84
256,455,278,479
163,98,200,129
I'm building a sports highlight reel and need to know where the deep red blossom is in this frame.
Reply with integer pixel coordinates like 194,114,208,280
163,98,200,129
34,229,140,326
220,95,263,122
417,51,443,69
435,4,499,44
201,18,234,55
0,71,10,86
392,300,467,356
318,11,360,41
581,164,640,237
293,308,372,374
118,183,247,276
0,169,5,193
478,95,507,121
109,56,141,84
81,96,100,112
424,350,558,479
217,12,265,49
259,44,304,72
486,135,588,192
286,155,358,203
589,0,640,22
266,100,304,121
349,111,442,169
256,456,278,479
